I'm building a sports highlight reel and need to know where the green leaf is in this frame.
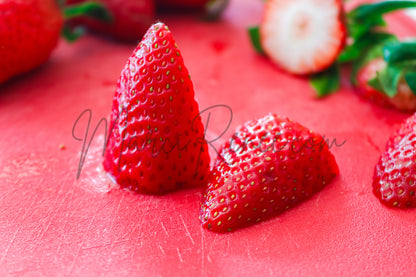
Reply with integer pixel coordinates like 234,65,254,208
405,70,416,95
377,65,403,97
309,64,340,98
63,1,113,22
338,32,396,63
347,15,386,40
248,26,265,55
367,76,384,92
350,41,390,85
349,1,416,20
61,23,85,42
383,41,416,63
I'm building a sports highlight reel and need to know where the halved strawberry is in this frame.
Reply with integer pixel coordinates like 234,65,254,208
260,0,346,75
356,58,416,113
103,22,210,194
373,113,416,208
200,114,339,232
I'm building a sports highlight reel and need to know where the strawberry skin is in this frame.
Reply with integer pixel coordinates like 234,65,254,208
260,0,346,75
67,0,154,42
373,114,416,208
200,114,339,232
103,22,210,194
356,58,416,113
0,0,64,84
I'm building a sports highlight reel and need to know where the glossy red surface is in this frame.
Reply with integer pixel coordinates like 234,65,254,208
1,0,416,275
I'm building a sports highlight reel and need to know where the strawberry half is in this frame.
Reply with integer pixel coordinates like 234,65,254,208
103,22,210,194
373,114,416,208
259,0,346,75
200,114,339,232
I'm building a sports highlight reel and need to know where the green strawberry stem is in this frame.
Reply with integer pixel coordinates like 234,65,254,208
309,64,340,98
383,41,416,63
248,26,265,55
348,0,416,20
313,0,416,98
63,2,113,22
61,1,113,42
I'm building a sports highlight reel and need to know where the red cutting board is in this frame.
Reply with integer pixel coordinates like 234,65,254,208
1,0,416,275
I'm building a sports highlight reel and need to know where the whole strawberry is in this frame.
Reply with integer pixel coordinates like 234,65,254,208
103,22,210,194
0,0,111,85
67,0,154,42
373,114,416,208
354,43,416,113
0,0,63,84
200,114,339,232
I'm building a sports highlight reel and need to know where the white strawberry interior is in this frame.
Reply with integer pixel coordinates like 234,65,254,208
261,0,344,75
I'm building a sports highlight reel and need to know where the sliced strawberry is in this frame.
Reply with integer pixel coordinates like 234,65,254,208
373,114,416,208
356,58,416,113
103,22,210,194
200,114,339,232
260,0,346,75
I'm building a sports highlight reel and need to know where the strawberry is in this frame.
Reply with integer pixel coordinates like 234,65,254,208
355,58,394,109
103,22,210,194
0,0,63,84
373,114,416,208
200,114,339,232
0,0,111,85
259,0,346,75
67,0,154,42
355,56,416,113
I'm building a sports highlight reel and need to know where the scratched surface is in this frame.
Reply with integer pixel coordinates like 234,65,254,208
1,0,416,276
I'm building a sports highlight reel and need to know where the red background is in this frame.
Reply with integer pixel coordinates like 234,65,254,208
1,0,416,275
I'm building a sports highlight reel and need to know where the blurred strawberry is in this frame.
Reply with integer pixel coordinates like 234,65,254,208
0,0,110,85
67,0,155,42
355,57,416,113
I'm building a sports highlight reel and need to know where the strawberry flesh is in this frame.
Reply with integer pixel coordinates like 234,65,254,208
260,0,346,75
103,22,210,194
200,114,339,232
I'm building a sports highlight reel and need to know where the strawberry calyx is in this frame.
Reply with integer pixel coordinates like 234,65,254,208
59,1,113,42
310,0,416,98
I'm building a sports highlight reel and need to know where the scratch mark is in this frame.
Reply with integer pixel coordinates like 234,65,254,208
179,215,195,245
82,239,130,251
37,183,72,241
0,200,36,264
108,193,124,235
160,221,169,237
201,229,206,276
314,194,321,207
158,245,166,256
176,247,184,263
67,204,101,274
